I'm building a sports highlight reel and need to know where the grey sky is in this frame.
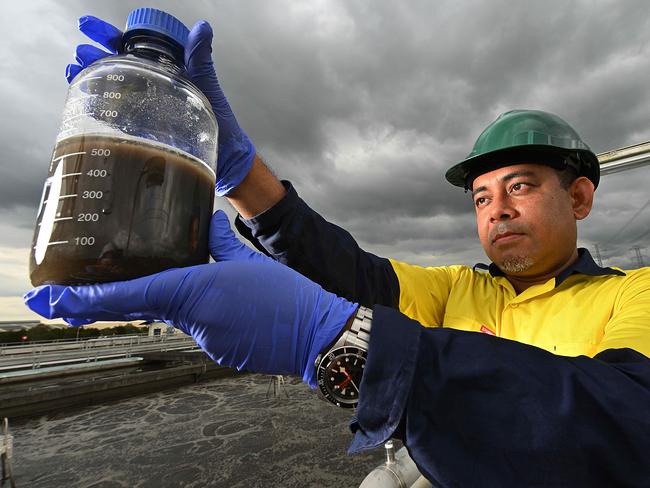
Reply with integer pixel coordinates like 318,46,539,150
1,0,649,319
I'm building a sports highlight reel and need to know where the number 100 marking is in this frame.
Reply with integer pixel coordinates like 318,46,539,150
74,236,96,246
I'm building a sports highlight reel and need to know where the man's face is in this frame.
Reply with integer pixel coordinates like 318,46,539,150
471,163,587,277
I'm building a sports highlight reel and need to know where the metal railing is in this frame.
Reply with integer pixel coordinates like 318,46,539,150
0,333,149,349
0,334,199,371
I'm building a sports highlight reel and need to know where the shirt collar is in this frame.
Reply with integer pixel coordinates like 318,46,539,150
479,248,625,287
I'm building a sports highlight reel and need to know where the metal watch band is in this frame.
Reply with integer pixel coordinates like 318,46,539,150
315,306,374,408
341,306,373,351
315,306,374,371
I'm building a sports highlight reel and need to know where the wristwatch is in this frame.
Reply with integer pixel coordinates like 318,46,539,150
315,306,373,408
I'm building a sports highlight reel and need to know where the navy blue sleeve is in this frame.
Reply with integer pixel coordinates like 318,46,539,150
350,305,650,487
234,181,400,308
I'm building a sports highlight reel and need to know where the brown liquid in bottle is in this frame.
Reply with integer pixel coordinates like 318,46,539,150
30,134,215,286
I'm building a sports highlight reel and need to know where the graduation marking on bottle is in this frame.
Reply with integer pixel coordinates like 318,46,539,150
40,194,78,207
44,241,69,247
52,152,86,163
33,147,110,263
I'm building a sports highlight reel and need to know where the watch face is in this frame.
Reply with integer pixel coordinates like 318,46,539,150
317,346,367,408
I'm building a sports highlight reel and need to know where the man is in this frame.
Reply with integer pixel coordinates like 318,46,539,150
26,16,650,486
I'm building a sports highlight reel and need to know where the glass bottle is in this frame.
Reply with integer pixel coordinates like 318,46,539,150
30,8,218,286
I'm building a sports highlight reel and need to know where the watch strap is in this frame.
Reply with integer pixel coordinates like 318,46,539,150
315,306,373,408
344,306,373,350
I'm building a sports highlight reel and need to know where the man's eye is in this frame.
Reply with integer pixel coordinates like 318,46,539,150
510,182,526,192
475,197,487,207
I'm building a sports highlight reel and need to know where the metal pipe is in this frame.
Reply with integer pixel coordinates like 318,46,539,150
385,439,396,464
597,141,650,176
359,443,432,488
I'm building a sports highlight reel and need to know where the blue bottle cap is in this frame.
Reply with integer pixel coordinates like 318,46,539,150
124,7,189,48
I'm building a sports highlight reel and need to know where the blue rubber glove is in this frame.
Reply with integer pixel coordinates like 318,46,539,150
208,210,269,263
23,260,358,387
67,16,255,196
24,211,357,386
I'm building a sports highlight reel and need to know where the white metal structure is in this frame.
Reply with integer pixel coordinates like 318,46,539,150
0,418,14,487
598,141,650,175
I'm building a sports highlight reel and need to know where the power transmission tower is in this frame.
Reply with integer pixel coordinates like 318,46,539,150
594,244,603,267
631,246,645,268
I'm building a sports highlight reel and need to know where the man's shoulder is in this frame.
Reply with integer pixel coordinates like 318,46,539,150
602,265,650,280
571,265,650,299
388,259,493,284
389,259,471,273
611,265,650,284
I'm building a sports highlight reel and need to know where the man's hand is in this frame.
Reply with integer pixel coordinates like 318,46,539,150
208,210,268,263
24,233,358,386
67,16,255,197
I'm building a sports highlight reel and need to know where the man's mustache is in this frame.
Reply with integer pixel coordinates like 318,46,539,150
489,222,529,243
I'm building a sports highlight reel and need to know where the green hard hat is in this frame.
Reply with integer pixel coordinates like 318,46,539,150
445,110,600,189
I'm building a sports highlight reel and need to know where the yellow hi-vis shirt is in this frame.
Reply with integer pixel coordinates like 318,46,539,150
390,258,650,359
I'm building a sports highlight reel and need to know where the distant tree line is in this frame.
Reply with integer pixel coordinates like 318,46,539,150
0,323,148,344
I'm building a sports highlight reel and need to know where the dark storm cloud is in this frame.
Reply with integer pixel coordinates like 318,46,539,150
1,0,649,273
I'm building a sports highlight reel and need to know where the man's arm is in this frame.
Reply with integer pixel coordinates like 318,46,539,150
350,305,650,487
225,154,286,219
183,16,399,306
233,178,401,308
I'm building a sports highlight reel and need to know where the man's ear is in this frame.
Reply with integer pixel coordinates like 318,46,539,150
570,176,595,220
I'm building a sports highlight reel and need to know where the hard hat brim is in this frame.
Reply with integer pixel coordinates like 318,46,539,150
445,145,600,190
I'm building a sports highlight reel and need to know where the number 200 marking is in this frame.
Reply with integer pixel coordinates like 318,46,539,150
77,213,99,222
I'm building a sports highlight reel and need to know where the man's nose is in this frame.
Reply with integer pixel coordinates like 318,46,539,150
489,193,516,222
